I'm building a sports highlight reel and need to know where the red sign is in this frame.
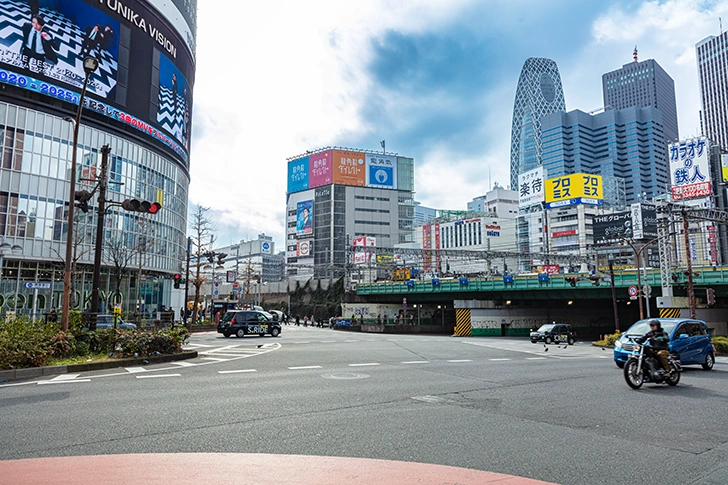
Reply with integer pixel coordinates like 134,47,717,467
708,225,718,264
543,264,560,274
552,230,577,238
233,281,239,289
296,241,311,257
672,182,712,200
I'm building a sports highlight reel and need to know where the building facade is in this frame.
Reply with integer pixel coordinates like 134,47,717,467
0,0,195,317
509,57,566,190
697,32,728,150
414,202,437,226
602,58,679,143
285,148,415,280
467,186,519,218
541,107,670,205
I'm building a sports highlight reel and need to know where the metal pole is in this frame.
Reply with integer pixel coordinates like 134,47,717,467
634,245,644,320
683,212,697,319
183,237,191,326
641,247,650,318
609,259,619,331
89,145,110,324
61,72,92,332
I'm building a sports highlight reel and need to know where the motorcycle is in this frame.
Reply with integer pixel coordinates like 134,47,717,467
623,336,682,389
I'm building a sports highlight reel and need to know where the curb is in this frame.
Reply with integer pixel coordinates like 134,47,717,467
0,350,198,383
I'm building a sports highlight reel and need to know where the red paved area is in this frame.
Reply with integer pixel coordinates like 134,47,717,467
0,453,559,484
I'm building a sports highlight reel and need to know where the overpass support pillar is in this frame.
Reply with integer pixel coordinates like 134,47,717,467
454,309,472,337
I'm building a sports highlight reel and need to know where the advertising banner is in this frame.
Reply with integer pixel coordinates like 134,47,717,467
593,211,632,246
669,137,711,201
332,149,366,186
552,230,576,238
542,264,560,275
519,167,545,207
296,240,311,257
631,203,657,240
722,154,728,182
0,0,195,164
352,236,376,247
309,150,333,188
287,157,309,193
376,254,394,263
296,200,313,236
365,153,397,189
545,173,603,209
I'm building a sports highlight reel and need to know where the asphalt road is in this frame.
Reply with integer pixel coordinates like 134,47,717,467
1,326,727,485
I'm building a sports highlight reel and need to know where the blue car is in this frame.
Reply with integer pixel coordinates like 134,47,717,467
614,318,715,370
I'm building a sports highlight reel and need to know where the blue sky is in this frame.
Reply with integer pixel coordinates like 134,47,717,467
190,0,727,248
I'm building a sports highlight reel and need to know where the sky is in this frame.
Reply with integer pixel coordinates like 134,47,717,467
188,0,728,249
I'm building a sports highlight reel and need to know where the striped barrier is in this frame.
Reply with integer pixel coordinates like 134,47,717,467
659,308,681,318
454,308,471,336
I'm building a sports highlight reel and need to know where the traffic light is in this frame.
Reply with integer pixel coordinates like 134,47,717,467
173,273,181,289
121,199,161,214
217,253,227,266
74,190,93,213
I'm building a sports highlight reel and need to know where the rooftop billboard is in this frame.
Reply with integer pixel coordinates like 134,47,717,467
545,173,603,209
669,137,711,201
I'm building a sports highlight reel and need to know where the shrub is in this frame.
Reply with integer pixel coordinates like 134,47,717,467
112,327,189,358
0,316,59,369
595,330,621,346
713,336,728,354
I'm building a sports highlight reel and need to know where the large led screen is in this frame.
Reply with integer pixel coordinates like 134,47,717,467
296,200,313,236
0,0,195,165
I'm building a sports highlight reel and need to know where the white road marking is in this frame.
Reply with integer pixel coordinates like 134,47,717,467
199,353,250,357
411,395,453,404
320,341,336,343
288,366,323,370
447,359,473,363
401,361,429,364
170,361,197,367
348,363,380,367
345,340,358,343
526,357,547,360
51,374,81,381
136,374,181,379
218,369,257,374
489,358,512,361
37,379,90,385
124,367,147,373
202,357,229,362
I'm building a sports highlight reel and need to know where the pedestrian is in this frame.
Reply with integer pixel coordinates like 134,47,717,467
378,314,382,325
409,314,414,325
304,316,309,327
295,315,300,326
47,306,57,324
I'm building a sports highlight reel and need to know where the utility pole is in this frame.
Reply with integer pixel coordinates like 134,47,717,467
89,145,111,324
682,211,697,319
183,236,191,326
608,258,619,331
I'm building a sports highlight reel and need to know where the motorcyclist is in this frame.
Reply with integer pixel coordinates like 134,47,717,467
638,319,671,374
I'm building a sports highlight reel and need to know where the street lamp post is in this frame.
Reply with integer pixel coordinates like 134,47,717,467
61,56,99,332
617,235,659,320
608,256,620,331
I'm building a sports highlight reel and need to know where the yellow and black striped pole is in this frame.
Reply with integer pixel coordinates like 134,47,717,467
454,308,471,336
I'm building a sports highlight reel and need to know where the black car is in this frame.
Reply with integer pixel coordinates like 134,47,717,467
530,323,576,345
217,310,281,338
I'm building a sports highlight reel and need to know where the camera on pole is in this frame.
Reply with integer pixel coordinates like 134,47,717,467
121,199,161,214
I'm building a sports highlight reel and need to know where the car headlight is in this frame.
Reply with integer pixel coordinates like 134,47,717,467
614,340,622,349
633,344,640,351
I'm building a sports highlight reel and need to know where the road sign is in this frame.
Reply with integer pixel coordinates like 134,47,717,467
403,298,407,311
214,281,219,287
643,284,652,297
628,286,638,299
24,282,51,290
213,290,219,296
233,281,239,288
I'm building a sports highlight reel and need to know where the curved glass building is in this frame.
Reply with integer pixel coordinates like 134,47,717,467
509,58,566,190
0,0,196,317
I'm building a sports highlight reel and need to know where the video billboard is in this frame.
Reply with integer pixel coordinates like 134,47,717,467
296,199,313,236
309,150,332,188
0,0,195,164
332,149,366,186
669,137,710,201
545,173,603,209
156,52,191,151
366,154,397,189
287,157,309,193
592,211,632,246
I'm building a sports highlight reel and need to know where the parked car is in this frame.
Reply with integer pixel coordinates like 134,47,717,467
613,318,715,370
217,310,281,338
88,314,137,330
530,323,576,345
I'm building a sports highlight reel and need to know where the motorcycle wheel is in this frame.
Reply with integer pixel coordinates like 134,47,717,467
666,369,680,386
624,359,644,389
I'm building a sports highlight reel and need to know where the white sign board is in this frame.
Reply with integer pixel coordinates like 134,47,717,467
518,166,545,208
669,137,711,200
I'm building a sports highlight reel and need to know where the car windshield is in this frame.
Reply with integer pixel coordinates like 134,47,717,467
221,312,237,323
624,320,677,336
536,324,555,332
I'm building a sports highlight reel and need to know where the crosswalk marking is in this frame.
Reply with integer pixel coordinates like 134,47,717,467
124,367,146,373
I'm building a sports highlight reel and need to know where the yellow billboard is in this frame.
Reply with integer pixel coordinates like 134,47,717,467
545,173,603,209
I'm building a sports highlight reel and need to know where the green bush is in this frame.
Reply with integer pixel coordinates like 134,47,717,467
113,327,189,357
595,331,621,346
0,316,59,369
713,336,728,354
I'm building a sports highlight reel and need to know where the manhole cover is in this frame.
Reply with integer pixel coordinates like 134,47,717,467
321,373,370,380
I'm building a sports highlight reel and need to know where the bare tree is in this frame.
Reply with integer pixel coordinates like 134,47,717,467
133,214,155,324
189,205,215,325
103,235,137,313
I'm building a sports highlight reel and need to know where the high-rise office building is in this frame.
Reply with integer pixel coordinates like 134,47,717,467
602,56,678,143
509,58,566,190
541,107,669,204
285,148,415,280
697,32,728,150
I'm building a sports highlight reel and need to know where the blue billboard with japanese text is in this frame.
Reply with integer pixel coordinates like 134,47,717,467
287,156,309,193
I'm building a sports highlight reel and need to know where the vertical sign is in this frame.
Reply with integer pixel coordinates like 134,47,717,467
518,166,545,207
669,137,711,200
309,150,333,188
631,203,644,240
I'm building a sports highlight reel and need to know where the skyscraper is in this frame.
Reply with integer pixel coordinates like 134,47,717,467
697,32,728,150
602,54,678,143
541,107,669,204
509,58,566,190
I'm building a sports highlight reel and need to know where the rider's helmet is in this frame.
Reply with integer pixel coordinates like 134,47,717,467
648,319,662,330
